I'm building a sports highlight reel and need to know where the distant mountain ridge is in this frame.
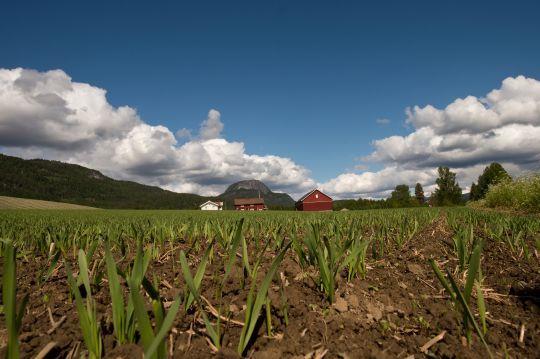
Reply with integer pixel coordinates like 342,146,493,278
0,154,297,210
223,180,272,195
218,179,295,208
0,153,209,209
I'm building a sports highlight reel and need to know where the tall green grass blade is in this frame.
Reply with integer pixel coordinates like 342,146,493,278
476,282,487,334
464,242,482,301
3,241,24,359
429,259,455,301
179,250,221,349
104,242,129,344
223,219,244,282
241,234,252,277
65,257,102,359
447,271,493,359
145,298,181,359
265,296,272,336
128,277,155,350
238,241,292,355
38,251,61,284
77,249,92,300
185,243,213,310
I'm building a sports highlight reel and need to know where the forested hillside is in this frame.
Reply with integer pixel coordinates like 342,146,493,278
0,154,209,209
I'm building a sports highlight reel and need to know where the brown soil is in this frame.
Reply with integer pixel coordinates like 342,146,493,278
1,214,539,358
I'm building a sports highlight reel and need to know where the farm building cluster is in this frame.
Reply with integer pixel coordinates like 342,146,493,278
199,189,333,211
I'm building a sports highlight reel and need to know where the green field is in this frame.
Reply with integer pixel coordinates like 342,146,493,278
0,208,539,358
0,196,96,210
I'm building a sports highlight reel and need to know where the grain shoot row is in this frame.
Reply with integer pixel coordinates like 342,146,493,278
0,208,538,358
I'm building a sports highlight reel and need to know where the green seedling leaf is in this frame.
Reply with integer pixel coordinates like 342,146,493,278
241,234,252,277
3,241,25,359
185,243,213,310
145,298,181,359
223,219,244,282
464,242,482,302
476,282,487,335
77,249,92,300
179,250,221,349
128,277,155,350
447,270,492,359
38,250,61,284
105,242,131,344
238,241,292,355
65,256,102,359
429,259,455,301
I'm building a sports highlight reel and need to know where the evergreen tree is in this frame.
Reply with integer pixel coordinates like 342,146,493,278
471,163,511,200
389,184,413,207
470,182,478,201
433,166,462,206
414,183,425,204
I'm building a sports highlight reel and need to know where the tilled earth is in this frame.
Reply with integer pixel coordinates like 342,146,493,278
1,215,539,358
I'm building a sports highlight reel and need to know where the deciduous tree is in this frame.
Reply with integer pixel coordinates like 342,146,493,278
470,163,511,200
433,167,462,206
389,184,415,207
414,183,425,204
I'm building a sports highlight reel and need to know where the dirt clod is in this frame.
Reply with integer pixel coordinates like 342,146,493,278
333,297,349,313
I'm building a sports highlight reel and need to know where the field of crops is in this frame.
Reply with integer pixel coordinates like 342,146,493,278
0,208,539,358
0,196,95,210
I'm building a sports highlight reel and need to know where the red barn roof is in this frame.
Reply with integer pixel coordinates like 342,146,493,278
234,198,265,206
296,189,332,203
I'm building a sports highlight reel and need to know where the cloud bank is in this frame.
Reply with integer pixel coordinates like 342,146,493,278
1,68,539,200
0,68,315,196
321,76,540,198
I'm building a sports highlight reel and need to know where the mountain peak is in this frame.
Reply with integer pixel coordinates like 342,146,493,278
219,179,294,207
223,179,271,195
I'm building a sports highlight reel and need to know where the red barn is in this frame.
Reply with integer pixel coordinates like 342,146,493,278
295,189,333,211
234,198,267,211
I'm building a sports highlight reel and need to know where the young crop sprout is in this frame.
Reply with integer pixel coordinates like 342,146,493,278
344,237,370,281
278,272,289,326
240,232,252,289
238,241,292,355
304,223,353,303
453,225,474,273
430,242,491,358
290,230,309,269
65,250,102,359
127,277,181,359
371,226,387,259
117,241,182,358
2,240,29,359
184,243,213,311
37,249,61,285
179,250,222,351
3,203,540,358
104,241,136,344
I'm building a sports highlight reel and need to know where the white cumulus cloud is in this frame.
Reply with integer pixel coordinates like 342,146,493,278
2,68,539,201
321,75,540,199
0,68,315,196
175,128,192,140
199,109,224,140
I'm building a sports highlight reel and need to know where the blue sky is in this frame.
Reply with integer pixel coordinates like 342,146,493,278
1,0,540,198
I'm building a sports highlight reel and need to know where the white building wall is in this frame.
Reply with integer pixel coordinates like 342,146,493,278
200,202,222,210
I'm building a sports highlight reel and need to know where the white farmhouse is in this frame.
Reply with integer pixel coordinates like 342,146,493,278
199,200,223,211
